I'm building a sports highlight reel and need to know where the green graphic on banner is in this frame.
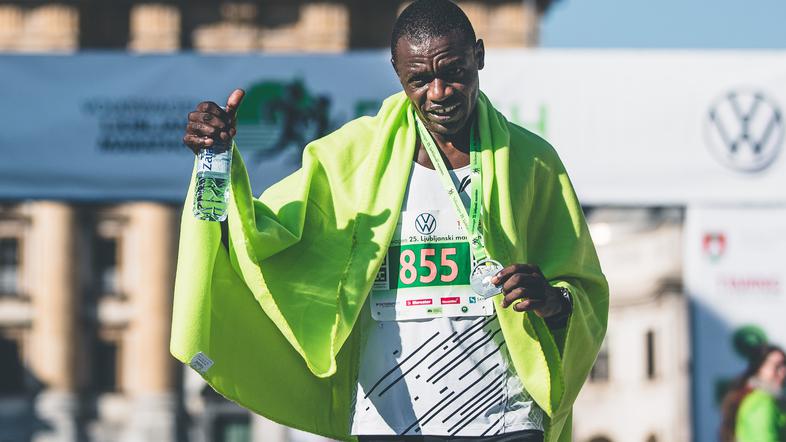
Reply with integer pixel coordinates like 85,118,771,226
387,241,470,289
508,102,549,138
235,79,331,158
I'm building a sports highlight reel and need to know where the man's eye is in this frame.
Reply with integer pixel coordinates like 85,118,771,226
447,68,464,77
410,79,428,88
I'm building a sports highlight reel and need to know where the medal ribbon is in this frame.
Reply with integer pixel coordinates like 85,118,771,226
414,111,488,262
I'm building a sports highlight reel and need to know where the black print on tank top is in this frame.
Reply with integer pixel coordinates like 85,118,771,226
458,175,472,194
363,315,508,436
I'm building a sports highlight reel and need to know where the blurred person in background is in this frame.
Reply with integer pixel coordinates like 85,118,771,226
176,1,608,441
720,345,786,442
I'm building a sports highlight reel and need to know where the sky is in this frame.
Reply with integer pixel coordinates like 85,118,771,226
540,0,786,48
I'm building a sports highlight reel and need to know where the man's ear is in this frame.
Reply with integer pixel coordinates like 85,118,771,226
475,39,485,70
391,57,398,75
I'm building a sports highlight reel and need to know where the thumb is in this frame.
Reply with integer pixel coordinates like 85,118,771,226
225,88,245,116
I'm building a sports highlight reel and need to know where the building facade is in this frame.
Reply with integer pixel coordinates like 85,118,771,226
574,209,692,442
0,1,556,441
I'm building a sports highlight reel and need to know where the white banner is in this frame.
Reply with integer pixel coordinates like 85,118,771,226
485,50,786,205
1,51,785,203
685,206,786,442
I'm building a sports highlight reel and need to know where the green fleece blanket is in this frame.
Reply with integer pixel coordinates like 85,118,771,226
170,91,608,442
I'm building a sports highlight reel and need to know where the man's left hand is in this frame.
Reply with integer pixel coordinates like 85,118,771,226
490,264,564,318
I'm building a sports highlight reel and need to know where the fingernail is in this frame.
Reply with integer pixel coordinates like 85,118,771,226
491,276,499,285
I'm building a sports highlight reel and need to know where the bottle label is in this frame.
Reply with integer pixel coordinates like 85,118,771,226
197,148,231,175
189,352,214,374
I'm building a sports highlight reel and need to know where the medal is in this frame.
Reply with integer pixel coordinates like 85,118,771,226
470,259,504,298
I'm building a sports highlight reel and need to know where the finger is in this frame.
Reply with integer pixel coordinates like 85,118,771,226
491,264,539,286
500,273,524,294
508,274,549,302
195,101,227,117
502,272,543,293
187,121,220,137
490,264,520,287
225,88,246,117
501,287,526,308
513,299,541,313
183,134,213,153
188,111,227,126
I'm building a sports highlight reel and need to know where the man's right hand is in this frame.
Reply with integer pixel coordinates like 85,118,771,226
183,88,245,155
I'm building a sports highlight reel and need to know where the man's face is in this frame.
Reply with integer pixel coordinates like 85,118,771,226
393,32,485,136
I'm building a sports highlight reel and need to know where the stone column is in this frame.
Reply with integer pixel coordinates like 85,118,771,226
456,1,490,40
27,202,79,442
129,4,181,52
0,5,23,51
298,3,349,52
457,0,540,48
120,203,177,442
18,4,78,52
488,0,539,47
259,2,348,53
193,2,258,52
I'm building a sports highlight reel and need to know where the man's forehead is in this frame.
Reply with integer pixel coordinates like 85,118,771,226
396,34,473,64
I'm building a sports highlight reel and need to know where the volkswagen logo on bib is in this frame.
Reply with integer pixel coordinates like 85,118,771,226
705,89,784,173
415,212,437,235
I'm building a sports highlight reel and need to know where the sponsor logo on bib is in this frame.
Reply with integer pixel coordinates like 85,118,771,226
406,298,433,306
415,212,437,235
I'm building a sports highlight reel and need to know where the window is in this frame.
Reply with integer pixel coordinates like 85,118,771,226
92,338,119,393
0,238,19,295
646,330,656,380
94,236,119,296
589,339,609,382
213,414,250,442
0,336,25,396
78,1,131,49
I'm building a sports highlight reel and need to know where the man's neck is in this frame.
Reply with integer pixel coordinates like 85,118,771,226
414,122,471,170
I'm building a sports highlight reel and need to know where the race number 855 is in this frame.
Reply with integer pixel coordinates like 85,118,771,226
389,242,470,289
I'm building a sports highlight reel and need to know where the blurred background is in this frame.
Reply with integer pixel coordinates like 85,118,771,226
0,1,784,441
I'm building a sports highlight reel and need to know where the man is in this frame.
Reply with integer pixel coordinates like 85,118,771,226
173,1,608,441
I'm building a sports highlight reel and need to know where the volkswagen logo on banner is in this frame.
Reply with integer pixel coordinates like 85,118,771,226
705,90,784,173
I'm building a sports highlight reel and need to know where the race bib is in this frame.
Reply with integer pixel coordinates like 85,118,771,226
371,210,494,321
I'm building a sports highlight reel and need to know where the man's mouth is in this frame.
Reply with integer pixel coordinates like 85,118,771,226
429,102,460,115
426,102,462,122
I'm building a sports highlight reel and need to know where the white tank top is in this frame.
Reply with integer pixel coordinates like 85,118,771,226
350,162,544,437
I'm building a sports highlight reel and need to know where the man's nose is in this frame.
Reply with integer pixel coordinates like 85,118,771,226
427,78,453,103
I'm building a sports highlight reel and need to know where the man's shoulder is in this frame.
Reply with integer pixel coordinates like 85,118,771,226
506,121,564,172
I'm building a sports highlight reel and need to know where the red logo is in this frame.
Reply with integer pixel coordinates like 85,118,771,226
441,297,460,304
702,232,727,261
406,299,432,306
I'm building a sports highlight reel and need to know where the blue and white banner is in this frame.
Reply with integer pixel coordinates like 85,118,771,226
1,51,786,203
0,53,400,201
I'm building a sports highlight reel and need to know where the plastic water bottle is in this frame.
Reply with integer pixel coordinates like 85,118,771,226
193,145,231,222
